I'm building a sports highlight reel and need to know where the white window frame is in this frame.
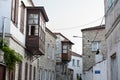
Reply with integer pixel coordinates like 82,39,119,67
91,41,101,51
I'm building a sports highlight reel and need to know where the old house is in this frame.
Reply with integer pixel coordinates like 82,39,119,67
104,0,120,80
68,51,82,80
55,33,74,80
81,25,107,80
36,27,57,80
0,0,49,80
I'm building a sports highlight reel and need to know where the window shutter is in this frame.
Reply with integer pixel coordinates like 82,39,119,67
15,0,19,26
11,0,19,26
11,0,16,22
20,3,25,33
25,63,28,80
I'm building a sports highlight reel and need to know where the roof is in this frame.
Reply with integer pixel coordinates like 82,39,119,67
71,51,82,57
27,6,49,22
54,33,74,45
45,27,57,39
81,25,105,31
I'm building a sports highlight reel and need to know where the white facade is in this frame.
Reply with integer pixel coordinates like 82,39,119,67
104,0,120,80
0,0,50,80
83,60,107,80
68,52,82,80
93,60,107,80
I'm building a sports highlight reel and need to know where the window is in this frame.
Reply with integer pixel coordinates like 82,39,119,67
91,41,101,51
62,44,68,53
29,65,32,80
72,59,75,66
18,63,22,80
38,68,42,80
20,2,25,33
28,14,38,24
28,25,38,36
47,44,52,58
33,67,36,80
11,0,19,25
44,70,47,80
107,0,118,9
24,63,28,80
108,0,114,8
77,60,80,67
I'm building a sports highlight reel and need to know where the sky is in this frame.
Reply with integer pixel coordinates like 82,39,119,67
33,0,105,54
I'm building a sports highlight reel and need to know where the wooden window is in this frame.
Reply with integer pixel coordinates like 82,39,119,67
33,67,36,80
62,44,68,53
28,25,38,36
18,63,22,80
9,70,15,80
11,0,19,26
28,14,38,25
29,65,32,80
24,63,28,80
0,65,6,80
20,2,25,33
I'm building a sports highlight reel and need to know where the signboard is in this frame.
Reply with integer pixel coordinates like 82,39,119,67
95,70,100,74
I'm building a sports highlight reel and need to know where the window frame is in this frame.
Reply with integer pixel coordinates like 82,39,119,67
91,41,101,51
62,43,68,53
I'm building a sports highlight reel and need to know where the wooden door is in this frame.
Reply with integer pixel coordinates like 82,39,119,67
0,65,6,80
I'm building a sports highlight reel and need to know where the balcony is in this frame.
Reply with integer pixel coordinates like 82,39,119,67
61,41,73,62
26,7,48,55
62,51,71,62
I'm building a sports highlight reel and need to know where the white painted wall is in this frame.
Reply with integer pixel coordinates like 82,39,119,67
83,69,93,80
93,60,107,80
68,55,82,80
0,0,33,45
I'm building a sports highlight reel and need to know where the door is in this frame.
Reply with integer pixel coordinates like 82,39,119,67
0,65,6,80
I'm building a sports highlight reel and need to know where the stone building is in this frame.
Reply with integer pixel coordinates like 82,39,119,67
68,51,82,80
0,0,49,80
104,0,120,80
81,25,107,73
55,33,74,80
36,27,57,80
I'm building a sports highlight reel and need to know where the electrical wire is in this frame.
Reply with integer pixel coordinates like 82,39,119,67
52,17,103,31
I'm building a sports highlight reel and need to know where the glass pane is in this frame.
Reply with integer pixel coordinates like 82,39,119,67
63,50,67,53
34,14,38,19
33,19,38,24
28,19,34,24
29,14,34,18
63,45,67,49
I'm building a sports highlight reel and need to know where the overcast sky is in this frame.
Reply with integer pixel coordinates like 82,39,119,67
33,0,105,54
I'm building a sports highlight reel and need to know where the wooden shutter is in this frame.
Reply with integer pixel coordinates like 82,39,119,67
18,63,22,80
11,0,19,26
25,63,28,80
15,0,19,26
33,67,36,80
11,0,16,22
9,70,15,80
20,2,25,33
0,65,6,80
29,65,32,80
